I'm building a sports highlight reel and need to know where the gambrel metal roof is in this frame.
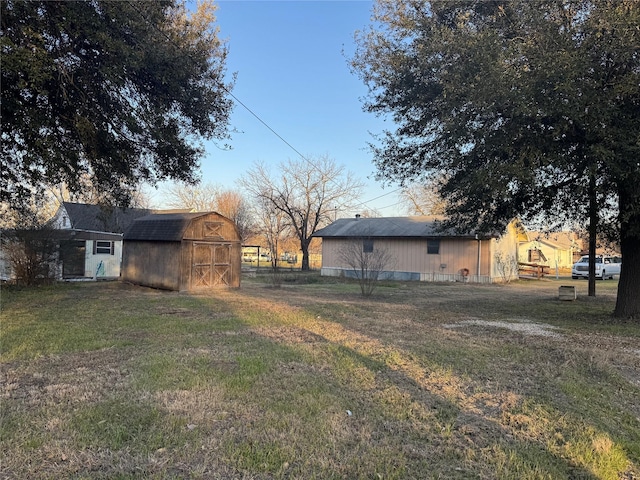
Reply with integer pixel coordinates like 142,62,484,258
124,213,212,242
313,216,497,239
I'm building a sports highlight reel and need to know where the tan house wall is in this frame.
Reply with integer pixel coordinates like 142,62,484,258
320,219,521,284
321,237,495,282
491,221,521,281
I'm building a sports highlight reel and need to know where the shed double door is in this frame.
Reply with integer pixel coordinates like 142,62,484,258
192,242,231,287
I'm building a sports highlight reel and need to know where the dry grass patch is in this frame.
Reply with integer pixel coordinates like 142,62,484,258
1,278,638,479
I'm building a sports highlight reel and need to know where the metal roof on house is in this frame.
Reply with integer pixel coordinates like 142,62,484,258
124,212,213,241
313,216,494,239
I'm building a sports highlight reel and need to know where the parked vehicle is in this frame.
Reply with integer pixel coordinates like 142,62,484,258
571,255,622,280
241,249,271,263
280,252,297,264
259,253,272,263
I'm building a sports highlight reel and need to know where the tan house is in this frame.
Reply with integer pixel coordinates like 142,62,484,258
313,216,522,283
518,231,582,271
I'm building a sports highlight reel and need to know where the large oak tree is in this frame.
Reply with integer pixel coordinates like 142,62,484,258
1,0,233,207
352,0,640,318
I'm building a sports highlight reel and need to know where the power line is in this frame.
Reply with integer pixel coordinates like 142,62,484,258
220,86,309,163
361,187,403,204
126,1,403,216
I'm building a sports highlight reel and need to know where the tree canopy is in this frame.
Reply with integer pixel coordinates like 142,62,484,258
352,0,640,318
1,0,234,207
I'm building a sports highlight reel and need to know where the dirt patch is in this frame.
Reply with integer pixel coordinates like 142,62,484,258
443,318,563,337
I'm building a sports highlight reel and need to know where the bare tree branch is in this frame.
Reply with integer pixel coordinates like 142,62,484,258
240,155,364,270
338,238,396,296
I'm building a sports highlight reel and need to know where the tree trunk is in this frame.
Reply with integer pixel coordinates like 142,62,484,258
301,240,310,271
614,215,640,319
613,178,640,319
588,171,597,297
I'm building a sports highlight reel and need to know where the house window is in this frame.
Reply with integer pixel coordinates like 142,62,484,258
427,239,440,254
94,241,114,255
363,239,374,253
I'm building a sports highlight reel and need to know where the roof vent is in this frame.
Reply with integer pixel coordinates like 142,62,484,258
355,214,361,220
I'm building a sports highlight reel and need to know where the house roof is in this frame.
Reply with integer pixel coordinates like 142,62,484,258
60,202,190,234
313,216,497,239
124,212,213,241
526,231,580,250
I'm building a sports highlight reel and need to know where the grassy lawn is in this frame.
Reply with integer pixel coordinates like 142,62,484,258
1,275,639,479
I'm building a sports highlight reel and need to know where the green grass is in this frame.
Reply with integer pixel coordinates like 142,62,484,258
1,278,638,479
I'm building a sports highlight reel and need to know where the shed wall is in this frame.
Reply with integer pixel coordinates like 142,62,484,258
121,241,182,290
122,212,242,291
182,216,240,243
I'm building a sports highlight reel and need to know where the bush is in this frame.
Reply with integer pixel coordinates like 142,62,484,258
3,227,59,286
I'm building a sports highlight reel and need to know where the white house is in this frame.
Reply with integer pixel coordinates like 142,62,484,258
49,202,188,280
518,231,583,271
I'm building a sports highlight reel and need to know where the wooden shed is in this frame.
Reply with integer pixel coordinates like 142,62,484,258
122,212,241,291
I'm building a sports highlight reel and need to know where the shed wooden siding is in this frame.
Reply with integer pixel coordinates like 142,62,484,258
183,241,241,290
321,237,493,279
122,241,183,290
122,212,241,291
181,217,239,244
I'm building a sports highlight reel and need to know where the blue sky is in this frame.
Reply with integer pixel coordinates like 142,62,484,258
151,0,406,216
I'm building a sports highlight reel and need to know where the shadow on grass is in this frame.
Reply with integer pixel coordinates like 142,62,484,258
0,280,636,479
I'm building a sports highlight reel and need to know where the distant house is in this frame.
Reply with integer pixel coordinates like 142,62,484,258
50,202,189,280
313,215,522,283
518,231,582,270
122,212,241,291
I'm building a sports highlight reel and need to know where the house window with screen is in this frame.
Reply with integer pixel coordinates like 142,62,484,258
363,239,374,253
427,239,440,254
94,241,114,255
